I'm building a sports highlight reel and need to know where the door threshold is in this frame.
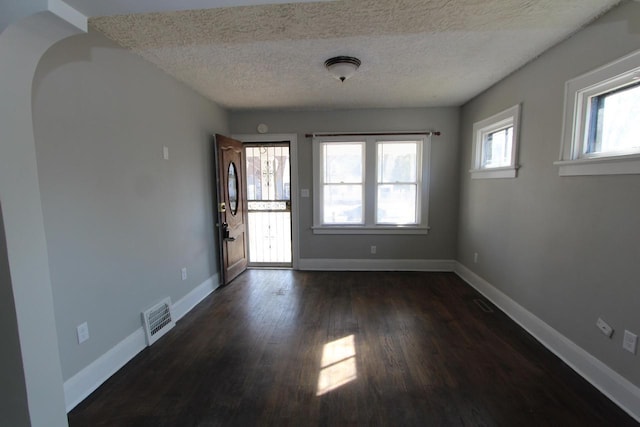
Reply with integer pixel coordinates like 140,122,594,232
248,265,293,270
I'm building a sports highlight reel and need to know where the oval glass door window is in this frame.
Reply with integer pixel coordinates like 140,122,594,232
228,162,239,215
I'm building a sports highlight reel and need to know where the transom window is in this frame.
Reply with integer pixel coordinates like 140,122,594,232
470,104,520,179
557,48,640,176
313,134,430,234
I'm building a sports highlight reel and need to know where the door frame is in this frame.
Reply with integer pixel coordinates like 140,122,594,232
232,133,299,270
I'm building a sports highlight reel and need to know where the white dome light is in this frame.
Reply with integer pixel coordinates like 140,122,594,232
324,56,361,82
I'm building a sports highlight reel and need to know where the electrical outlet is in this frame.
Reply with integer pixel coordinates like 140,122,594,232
596,318,613,338
181,267,187,281
77,322,89,344
623,330,637,354
370,245,376,254
473,252,479,263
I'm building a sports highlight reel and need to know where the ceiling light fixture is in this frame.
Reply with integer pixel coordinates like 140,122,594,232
325,56,361,82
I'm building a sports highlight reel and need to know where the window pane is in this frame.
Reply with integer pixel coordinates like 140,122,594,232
323,143,363,183
587,82,640,155
377,142,417,182
481,126,513,168
323,184,362,224
246,145,290,201
376,184,417,224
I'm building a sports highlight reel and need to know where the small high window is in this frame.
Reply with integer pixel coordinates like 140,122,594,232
557,49,640,176
481,126,514,169
585,82,640,156
470,104,520,179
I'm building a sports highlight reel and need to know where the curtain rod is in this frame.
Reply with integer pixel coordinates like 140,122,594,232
305,131,441,138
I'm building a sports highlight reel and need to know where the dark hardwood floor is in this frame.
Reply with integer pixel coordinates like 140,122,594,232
68,270,638,426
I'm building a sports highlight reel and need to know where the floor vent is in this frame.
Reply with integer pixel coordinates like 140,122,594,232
473,298,494,313
142,297,175,346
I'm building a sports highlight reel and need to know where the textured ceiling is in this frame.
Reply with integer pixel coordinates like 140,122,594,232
62,0,332,18
89,0,621,111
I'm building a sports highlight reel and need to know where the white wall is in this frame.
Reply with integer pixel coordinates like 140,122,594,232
231,108,460,264
458,0,640,391
32,29,228,381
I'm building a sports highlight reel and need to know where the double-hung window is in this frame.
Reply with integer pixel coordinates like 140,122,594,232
319,141,365,224
313,134,430,234
557,48,640,176
376,141,419,224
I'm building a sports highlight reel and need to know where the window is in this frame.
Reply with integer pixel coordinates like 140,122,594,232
376,142,418,224
557,49,640,176
313,135,430,234
470,104,520,179
320,142,364,224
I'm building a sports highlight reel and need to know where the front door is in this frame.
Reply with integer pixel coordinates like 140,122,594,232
215,134,248,285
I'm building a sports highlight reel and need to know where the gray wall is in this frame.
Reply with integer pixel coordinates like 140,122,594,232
0,0,47,34
0,204,31,426
32,30,228,380
458,1,640,387
230,108,460,261
0,12,80,426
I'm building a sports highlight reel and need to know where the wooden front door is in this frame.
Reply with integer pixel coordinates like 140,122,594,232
215,134,248,285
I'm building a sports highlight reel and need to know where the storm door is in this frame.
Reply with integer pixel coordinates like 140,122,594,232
245,143,292,266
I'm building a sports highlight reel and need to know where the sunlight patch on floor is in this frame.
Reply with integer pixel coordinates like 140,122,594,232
316,335,357,396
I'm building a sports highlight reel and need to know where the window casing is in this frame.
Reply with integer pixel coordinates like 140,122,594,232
557,48,640,176
312,135,430,234
470,104,520,179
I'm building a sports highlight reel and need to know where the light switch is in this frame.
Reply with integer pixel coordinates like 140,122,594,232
77,322,89,344
163,146,169,160
623,330,637,354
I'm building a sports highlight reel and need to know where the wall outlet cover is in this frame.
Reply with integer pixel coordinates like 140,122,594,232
623,330,637,354
596,318,613,338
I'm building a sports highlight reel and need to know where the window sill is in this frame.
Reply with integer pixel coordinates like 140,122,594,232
312,226,430,235
554,154,640,176
469,166,518,179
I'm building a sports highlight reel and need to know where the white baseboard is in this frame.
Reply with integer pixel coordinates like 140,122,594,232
173,274,219,321
63,328,146,412
454,262,640,423
298,258,456,271
63,274,218,412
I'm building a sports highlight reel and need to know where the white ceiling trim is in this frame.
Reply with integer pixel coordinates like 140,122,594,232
49,0,87,31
